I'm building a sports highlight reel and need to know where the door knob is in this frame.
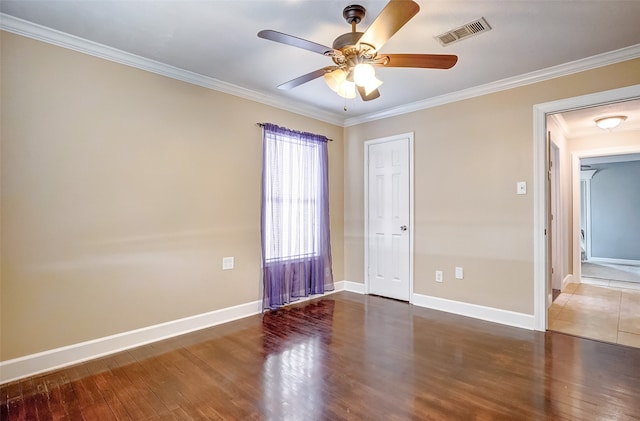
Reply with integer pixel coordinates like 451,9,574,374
400,225,408,232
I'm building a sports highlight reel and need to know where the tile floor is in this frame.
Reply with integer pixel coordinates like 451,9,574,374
548,282,640,349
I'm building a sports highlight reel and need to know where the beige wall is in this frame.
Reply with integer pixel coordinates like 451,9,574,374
344,59,640,315
2,28,639,362
566,130,640,155
0,32,344,360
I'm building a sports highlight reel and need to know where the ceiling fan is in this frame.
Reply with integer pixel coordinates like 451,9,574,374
258,0,458,103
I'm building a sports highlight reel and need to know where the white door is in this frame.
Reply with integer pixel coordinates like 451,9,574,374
550,142,561,291
366,135,412,301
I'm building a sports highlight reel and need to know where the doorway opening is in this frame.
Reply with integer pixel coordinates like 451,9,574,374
579,153,640,288
533,84,640,332
550,149,640,348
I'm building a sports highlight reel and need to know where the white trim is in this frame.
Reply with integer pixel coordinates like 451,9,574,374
580,176,593,260
412,293,535,330
574,155,584,280
589,257,640,266
363,133,415,303
2,13,639,128
533,99,548,331
0,299,262,384
0,283,355,384
533,84,640,332
0,13,343,127
340,280,367,294
562,274,573,291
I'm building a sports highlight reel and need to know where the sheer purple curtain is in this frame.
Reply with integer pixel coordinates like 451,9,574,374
261,123,334,310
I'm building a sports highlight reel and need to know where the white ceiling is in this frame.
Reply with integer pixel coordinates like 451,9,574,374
2,0,640,128
554,98,640,139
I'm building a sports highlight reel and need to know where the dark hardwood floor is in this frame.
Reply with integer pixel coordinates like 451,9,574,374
2,292,640,420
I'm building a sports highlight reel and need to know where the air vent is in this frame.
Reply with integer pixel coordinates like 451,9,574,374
435,17,491,46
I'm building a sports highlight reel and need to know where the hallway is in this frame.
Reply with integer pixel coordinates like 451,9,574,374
582,261,640,284
548,282,640,348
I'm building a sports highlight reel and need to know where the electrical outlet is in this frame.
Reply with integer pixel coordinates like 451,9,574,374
455,267,464,279
435,270,443,283
222,257,234,270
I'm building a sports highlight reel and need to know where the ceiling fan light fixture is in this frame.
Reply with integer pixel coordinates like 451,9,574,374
336,80,357,99
595,115,627,130
354,63,382,95
324,68,347,92
353,63,376,86
363,76,383,95
324,68,357,98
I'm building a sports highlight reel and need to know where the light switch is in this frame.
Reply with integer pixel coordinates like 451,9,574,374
222,257,234,270
517,181,527,195
455,267,464,279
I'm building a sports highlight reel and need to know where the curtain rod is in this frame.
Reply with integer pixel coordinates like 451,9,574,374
256,123,333,141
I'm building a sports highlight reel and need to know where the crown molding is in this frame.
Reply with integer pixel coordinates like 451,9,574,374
0,13,344,127
2,13,639,129
548,113,570,137
344,44,640,127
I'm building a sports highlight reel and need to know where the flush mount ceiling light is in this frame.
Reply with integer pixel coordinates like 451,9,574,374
595,115,627,130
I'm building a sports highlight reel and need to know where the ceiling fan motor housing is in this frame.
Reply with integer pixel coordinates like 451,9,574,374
333,5,376,63
332,32,364,50
343,4,366,24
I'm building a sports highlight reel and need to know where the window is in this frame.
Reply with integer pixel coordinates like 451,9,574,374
263,134,321,261
260,123,334,309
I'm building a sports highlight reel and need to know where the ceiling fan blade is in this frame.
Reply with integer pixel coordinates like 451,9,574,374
357,0,420,51
277,67,337,90
258,30,335,56
378,54,458,69
357,85,381,101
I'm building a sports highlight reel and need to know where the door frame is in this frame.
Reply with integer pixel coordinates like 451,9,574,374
579,169,597,262
533,83,640,331
364,132,415,302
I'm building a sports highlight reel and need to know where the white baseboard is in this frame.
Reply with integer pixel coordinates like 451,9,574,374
561,274,573,290
588,257,640,266
0,299,263,384
0,281,359,384
340,280,366,294
3,282,529,383
412,293,535,330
